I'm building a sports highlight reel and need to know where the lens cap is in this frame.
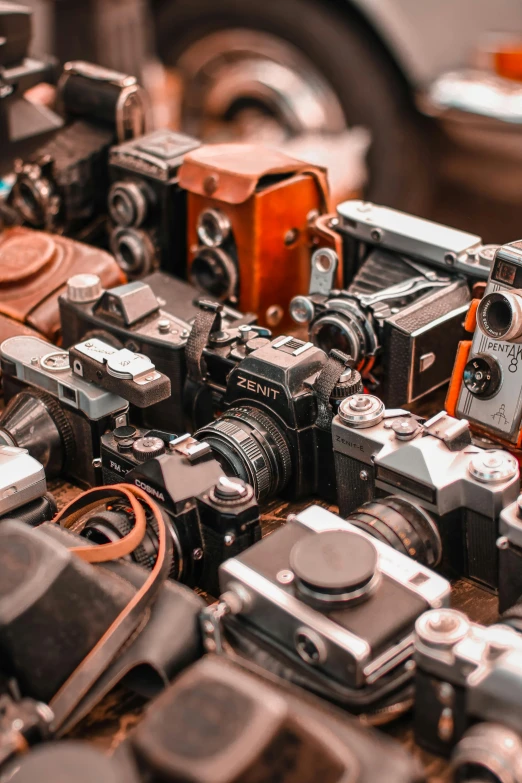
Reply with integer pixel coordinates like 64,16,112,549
290,530,378,605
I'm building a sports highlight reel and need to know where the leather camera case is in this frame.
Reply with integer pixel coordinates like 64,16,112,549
180,144,330,329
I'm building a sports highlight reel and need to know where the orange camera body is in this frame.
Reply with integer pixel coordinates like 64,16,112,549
179,144,330,329
0,227,125,342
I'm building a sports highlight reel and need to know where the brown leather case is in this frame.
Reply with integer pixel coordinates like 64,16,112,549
180,144,330,329
0,228,126,341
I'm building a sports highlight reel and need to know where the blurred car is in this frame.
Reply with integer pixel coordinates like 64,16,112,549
26,0,522,214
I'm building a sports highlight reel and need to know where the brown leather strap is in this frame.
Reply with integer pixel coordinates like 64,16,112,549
50,484,172,733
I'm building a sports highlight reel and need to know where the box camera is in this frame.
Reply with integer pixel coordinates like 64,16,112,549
8,60,148,239
217,505,449,713
447,240,522,452
332,396,519,589
414,607,522,767
108,128,200,278
96,432,261,596
179,143,330,328
0,335,129,487
290,245,471,407
60,273,257,433
0,444,56,526
0,227,125,343
195,332,361,502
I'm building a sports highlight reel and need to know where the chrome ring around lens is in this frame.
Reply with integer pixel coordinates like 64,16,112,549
190,246,238,301
477,290,522,341
110,226,157,278
310,313,362,363
108,181,148,227
197,208,231,248
12,170,55,227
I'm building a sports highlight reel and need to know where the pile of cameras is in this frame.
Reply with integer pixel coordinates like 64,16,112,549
3,5,522,783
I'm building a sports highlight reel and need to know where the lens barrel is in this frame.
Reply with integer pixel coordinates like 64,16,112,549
477,290,522,341
309,299,377,366
346,495,442,568
195,406,292,501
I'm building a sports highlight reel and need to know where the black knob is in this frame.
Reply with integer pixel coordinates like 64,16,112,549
330,367,363,401
463,354,501,399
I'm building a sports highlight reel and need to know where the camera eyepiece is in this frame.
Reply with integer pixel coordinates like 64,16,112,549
108,180,150,227
477,290,522,341
346,495,442,568
110,226,156,277
195,406,292,501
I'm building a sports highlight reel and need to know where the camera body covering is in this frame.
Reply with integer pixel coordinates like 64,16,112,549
179,143,329,329
219,505,449,710
414,608,522,758
497,495,522,612
108,129,200,278
448,240,522,451
332,396,519,589
0,335,129,487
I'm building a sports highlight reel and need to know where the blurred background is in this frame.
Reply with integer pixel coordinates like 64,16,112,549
17,0,522,241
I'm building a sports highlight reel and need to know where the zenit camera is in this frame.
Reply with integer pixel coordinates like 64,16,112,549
95,433,261,596
108,129,200,278
195,331,362,502
8,60,148,239
332,395,519,589
217,505,450,714
0,444,56,527
179,143,330,328
0,335,129,487
414,607,522,775
447,240,522,453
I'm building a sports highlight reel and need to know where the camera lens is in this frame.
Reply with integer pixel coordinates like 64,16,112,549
13,175,49,226
195,406,292,501
110,227,157,278
477,290,522,341
0,389,75,479
197,209,231,247
346,495,442,568
310,304,374,365
190,247,238,301
108,181,149,227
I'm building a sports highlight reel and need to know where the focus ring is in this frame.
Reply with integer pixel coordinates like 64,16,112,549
16,388,75,469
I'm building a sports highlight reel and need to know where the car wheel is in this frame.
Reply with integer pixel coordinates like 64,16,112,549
153,0,435,214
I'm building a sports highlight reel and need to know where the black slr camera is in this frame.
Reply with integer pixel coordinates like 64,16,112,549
60,273,256,433
8,60,148,241
97,432,261,596
292,200,498,407
108,128,200,278
216,505,450,714
333,395,520,590
0,335,129,487
193,324,362,502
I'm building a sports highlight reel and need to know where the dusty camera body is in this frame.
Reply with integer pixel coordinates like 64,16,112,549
218,505,449,712
108,129,200,278
0,335,129,487
96,433,261,596
60,273,255,433
333,396,519,589
448,240,522,453
8,60,148,238
195,332,361,502
414,607,522,769
291,245,471,407
0,444,55,526
100,424,178,484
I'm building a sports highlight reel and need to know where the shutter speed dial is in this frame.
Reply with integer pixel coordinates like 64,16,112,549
463,354,501,399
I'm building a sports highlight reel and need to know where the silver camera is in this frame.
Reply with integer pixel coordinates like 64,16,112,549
217,504,449,713
0,444,46,517
414,607,522,777
332,395,519,589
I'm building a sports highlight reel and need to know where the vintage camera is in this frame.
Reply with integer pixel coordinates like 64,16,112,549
414,607,522,769
332,199,496,286
195,332,362,502
96,433,261,596
496,494,522,612
108,128,200,278
8,60,148,238
0,227,124,343
0,335,129,487
332,396,519,589
179,143,330,328
217,505,449,713
447,240,522,452
99,424,177,483
60,274,257,433
0,444,56,526
290,245,471,407
0,2,62,172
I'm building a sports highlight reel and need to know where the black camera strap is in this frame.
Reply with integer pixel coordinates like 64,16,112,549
312,349,356,430
49,484,173,734
186,302,223,383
